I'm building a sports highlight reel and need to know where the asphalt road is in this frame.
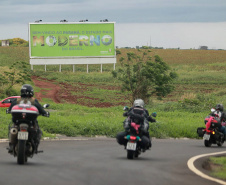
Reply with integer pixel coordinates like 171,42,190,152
0,138,225,185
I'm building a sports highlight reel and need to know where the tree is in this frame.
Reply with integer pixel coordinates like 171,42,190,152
0,61,31,96
13,38,28,46
112,50,178,105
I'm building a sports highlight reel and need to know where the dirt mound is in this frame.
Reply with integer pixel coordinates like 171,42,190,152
32,76,126,108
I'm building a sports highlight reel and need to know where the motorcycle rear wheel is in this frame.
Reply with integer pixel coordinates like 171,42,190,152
127,150,135,159
17,140,26,164
204,140,212,147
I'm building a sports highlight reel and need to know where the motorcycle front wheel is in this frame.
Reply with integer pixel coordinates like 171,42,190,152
217,137,224,147
17,140,26,164
217,142,224,147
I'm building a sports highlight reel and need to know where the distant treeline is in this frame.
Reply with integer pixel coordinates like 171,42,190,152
0,38,28,47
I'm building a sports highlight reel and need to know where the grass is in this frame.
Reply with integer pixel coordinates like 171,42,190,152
209,156,226,180
0,47,226,139
0,102,124,138
0,101,208,139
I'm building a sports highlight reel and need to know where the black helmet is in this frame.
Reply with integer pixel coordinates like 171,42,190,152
215,104,224,111
21,84,34,98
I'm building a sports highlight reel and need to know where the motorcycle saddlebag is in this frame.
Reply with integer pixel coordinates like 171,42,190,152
197,127,205,137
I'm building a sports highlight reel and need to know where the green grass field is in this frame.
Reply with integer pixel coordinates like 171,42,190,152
0,47,226,139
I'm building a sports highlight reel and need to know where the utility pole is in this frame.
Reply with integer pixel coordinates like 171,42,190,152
150,35,151,48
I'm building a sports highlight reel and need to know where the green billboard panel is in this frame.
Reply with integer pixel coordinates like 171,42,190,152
29,22,115,58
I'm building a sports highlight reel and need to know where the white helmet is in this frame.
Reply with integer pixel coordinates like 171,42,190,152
133,99,145,108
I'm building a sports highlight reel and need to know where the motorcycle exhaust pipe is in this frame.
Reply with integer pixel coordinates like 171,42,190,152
9,128,18,144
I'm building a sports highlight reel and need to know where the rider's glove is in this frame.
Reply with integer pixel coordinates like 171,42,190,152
43,111,50,117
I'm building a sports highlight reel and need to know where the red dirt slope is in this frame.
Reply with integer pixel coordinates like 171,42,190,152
32,76,126,107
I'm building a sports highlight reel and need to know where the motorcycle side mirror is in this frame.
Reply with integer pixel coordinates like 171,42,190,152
151,112,157,117
6,108,10,114
43,104,50,108
123,106,129,111
211,108,215,112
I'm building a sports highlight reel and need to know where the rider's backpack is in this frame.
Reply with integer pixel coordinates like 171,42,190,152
128,107,146,124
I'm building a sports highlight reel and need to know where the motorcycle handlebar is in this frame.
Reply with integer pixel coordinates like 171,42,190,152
42,111,50,117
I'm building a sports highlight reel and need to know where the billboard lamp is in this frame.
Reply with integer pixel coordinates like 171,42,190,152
100,19,108,22
35,20,42,23
60,20,68,22
79,19,88,22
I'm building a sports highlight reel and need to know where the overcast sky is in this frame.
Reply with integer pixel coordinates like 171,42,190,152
0,0,226,49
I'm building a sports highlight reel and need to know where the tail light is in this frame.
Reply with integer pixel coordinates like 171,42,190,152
19,124,28,132
20,127,27,132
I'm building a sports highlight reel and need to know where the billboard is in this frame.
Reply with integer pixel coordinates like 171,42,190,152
29,22,116,65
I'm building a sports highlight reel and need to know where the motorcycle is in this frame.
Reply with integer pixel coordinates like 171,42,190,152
123,106,156,159
197,108,225,147
6,103,50,164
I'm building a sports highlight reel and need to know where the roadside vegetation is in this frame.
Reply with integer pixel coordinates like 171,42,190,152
112,51,177,104
209,156,226,180
0,38,29,47
0,46,226,140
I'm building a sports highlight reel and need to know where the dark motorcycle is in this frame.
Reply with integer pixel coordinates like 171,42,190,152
197,108,225,147
123,106,156,159
7,103,49,164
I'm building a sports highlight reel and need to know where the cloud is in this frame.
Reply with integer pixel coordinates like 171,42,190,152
0,0,226,49
115,22,226,49
0,0,226,24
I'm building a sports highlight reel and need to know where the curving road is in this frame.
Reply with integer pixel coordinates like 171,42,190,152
0,137,225,185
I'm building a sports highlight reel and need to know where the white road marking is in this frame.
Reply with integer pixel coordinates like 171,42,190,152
187,151,226,185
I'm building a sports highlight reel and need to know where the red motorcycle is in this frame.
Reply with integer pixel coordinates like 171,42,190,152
197,109,225,147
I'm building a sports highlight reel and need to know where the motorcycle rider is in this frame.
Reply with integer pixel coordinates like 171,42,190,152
7,84,49,153
116,99,156,150
209,104,226,137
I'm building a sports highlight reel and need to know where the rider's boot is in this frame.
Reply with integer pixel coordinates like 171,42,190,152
7,143,13,153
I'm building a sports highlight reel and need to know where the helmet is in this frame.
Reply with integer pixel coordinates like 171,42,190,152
133,99,145,108
215,104,224,112
21,84,34,98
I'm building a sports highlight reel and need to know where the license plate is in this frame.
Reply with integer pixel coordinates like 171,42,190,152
17,131,28,140
126,142,137,151
203,134,210,140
